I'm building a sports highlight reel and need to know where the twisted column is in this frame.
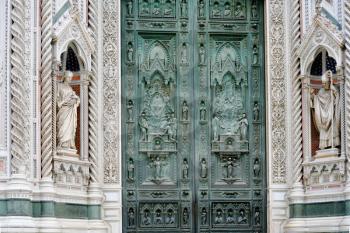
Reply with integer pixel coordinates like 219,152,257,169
290,0,303,188
344,1,350,182
40,0,53,178
10,0,26,174
88,0,99,183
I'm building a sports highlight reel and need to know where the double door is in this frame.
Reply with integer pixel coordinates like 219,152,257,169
122,0,265,232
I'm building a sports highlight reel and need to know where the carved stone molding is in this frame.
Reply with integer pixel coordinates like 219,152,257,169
103,0,120,184
345,0,350,184
268,0,287,184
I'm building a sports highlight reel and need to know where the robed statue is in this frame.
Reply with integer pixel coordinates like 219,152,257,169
57,71,80,150
311,70,340,150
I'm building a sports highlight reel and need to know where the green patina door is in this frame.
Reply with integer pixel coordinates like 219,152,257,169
122,0,265,232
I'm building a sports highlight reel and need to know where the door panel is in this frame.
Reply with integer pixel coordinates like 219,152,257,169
122,1,265,232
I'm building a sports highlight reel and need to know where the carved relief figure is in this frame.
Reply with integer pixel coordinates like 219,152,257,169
198,0,205,17
183,208,189,224
253,45,258,64
199,44,206,65
180,0,187,17
139,111,149,141
127,0,133,15
224,2,231,17
163,112,177,141
200,100,207,121
212,1,220,17
164,0,173,15
181,43,188,64
237,209,247,224
127,100,134,121
253,102,259,121
251,1,258,18
141,0,150,14
226,157,234,178
239,113,248,140
254,207,260,225
142,209,151,225
128,208,135,226
182,158,189,179
201,208,207,225
253,158,260,177
165,209,175,224
200,158,208,178
57,71,80,150
214,209,223,224
226,209,235,223
310,70,340,149
182,101,189,120
154,209,163,224
128,158,135,180
153,0,160,15
234,2,245,18
153,156,163,179
212,113,223,141
127,42,134,62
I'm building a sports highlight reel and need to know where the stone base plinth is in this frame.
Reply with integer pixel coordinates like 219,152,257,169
315,148,339,159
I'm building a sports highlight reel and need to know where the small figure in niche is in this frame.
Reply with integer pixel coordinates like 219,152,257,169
127,42,134,62
199,44,206,65
127,0,133,16
224,2,231,17
226,209,235,223
127,158,135,180
212,1,220,17
198,0,205,17
141,0,150,14
200,158,208,178
164,0,173,15
165,209,175,224
182,158,189,179
235,2,245,18
128,208,135,226
212,113,222,141
226,157,235,178
201,208,207,225
142,210,151,225
252,1,258,18
154,209,163,224
253,102,259,121
183,208,189,224
254,207,261,225
214,209,223,224
253,158,260,177
180,0,187,17
200,100,207,121
239,113,248,140
127,100,134,121
153,0,160,15
237,209,248,224
182,100,189,120
253,45,258,64
164,112,177,141
153,156,163,179
181,43,188,64
139,111,148,141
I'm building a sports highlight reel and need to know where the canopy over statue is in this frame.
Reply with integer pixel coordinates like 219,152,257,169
311,70,340,150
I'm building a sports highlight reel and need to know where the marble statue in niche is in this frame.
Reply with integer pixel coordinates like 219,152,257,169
214,209,223,224
183,208,189,224
181,43,188,64
154,209,163,224
254,207,260,225
253,45,258,65
225,157,235,178
165,209,175,224
127,42,134,62
212,1,221,17
182,101,189,120
224,2,231,17
139,111,149,141
57,71,80,151
234,2,245,18
127,100,134,121
163,112,177,141
251,1,258,18
151,156,164,180
182,158,189,179
253,158,260,177
127,0,133,15
237,209,248,224
199,44,206,65
253,102,259,121
127,158,135,180
239,113,248,140
200,100,207,121
153,0,160,15
128,208,135,226
201,208,207,224
310,70,340,150
180,0,187,17
212,113,223,141
200,158,208,178
142,209,151,225
226,209,235,223
198,0,205,17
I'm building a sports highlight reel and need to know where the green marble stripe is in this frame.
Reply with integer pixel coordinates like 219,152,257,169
0,199,101,219
53,1,71,24
290,201,346,218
